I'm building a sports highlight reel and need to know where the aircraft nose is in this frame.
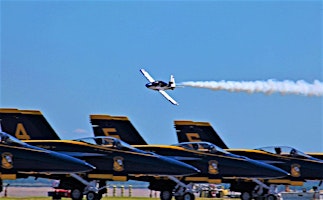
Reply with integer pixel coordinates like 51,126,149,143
154,156,200,176
48,151,96,173
246,158,289,179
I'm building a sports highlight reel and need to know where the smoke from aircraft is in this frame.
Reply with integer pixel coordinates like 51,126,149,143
181,80,323,96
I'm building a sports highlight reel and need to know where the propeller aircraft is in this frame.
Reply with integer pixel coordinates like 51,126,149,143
140,69,179,105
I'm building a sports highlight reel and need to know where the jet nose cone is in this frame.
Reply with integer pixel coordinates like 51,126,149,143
157,156,200,176
248,159,289,179
50,152,96,173
78,161,96,172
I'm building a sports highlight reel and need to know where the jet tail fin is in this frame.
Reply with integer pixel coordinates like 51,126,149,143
90,114,148,145
0,108,61,140
168,75,176,90
174,120,229,149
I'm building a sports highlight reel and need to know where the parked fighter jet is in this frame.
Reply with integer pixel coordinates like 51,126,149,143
140,69,179,105
174,120,323,200
89,114,289,200
0,130,95,192
0,109,199,200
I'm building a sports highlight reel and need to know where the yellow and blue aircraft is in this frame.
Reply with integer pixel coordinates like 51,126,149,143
89,114,290,200
0,109,199,200
174,120,323,200
0,130,95,193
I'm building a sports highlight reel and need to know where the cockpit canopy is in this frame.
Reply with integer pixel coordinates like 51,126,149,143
255,146,314,159
74,136,146,153
173,142,230,155
0,131,26,146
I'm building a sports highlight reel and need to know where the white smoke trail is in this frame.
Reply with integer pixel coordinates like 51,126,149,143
181,80,323,96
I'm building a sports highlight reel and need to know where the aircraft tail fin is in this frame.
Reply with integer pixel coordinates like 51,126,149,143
90,114,148,145
0,108,61,140
168,75,176,90
174,120,229,149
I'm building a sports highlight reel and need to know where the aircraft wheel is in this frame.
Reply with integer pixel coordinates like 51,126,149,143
183,192,195,200
160,190,172,200
86,191,98,200
240,191,252,200
266,194,277,200
71,188,83,200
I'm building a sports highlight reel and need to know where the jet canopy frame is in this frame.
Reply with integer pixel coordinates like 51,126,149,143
173,142,231,155
0,131,28,147
255,146,315,160
74,136,147,153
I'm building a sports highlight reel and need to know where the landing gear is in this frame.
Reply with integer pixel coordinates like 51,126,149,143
169,176,195,200
71,188,83,200
174,192,195,200
152,177,196,200
237,179,279,200
86,191,98,200
266,194,277,200
240,191,252,200
56,174,108,200
160,190,173,200
182,192,195,200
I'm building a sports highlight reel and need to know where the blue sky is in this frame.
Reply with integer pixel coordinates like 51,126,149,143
1,1,322,152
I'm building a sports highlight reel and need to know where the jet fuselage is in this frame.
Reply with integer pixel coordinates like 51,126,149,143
24,138,199,181
133,144,288,184
227,148,323,181
0,132,94,179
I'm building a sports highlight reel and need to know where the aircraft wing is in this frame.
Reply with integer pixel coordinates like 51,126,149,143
140,69,155,82
159,90,179,105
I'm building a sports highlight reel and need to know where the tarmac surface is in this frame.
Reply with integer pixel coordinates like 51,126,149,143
2,187,157,197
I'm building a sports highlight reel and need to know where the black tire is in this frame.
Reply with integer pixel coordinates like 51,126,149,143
71,188,83,200
183,192,195,200
240,191,252,200
86,191,97,200
266,194,277,200
160,190,172,200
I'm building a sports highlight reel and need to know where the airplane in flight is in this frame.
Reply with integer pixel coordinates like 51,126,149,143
0,108,199,200
89,114,290,200
0,130,95,193
140,69,179,105
174,120,323,200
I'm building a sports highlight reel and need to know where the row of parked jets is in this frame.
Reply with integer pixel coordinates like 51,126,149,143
0,108,322,200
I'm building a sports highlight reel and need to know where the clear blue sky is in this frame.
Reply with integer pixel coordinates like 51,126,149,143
1,1,322,152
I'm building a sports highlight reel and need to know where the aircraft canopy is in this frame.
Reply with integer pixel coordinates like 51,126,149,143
255,146,314,159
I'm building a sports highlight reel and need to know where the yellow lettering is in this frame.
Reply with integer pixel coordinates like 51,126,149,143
15,123,30,140
186,133,201,142
102,128,120,140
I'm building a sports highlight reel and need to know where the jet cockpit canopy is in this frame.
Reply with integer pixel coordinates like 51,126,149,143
75,136,146,153
173,142,230,155
255,146,316,160
0,131,26,146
